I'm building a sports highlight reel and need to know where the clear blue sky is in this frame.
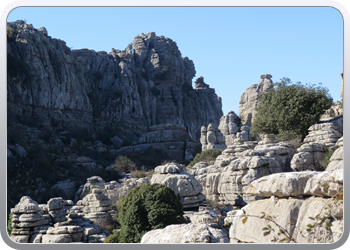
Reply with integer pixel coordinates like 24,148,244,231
7,7,343,115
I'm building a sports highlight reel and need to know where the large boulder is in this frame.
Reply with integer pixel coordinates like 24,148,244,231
141,223,229,243
150,163,207,208
291,142,327,171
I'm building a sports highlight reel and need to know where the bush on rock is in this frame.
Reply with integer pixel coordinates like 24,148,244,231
104,183,185,243
251,78,333,140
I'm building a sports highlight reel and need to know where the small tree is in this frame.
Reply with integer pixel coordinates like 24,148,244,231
251,78,333,140
112,156,136,173
104,183,185,243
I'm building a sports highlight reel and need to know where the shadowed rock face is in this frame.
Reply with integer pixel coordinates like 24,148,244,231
7,21,223,154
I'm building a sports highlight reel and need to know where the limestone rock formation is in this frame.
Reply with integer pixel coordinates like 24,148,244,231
200,111,248,151
218,111,241,146
320,101,343,120
228,157,344,244
327,137,343,171
150,163,207,208
303,123,342,151
254,134,294,172
291,122,342,171
7,21,223,163
228,195,343,243
10,195,112,243
193,134,295,206
140,223,229,243
238,74,273,125
200,123,226,151
74,175,149,205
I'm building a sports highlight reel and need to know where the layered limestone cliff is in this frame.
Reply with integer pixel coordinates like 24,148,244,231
7,21,223,160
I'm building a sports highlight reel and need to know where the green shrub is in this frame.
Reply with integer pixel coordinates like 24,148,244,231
251,78,333,140
112,156,136,173
187,149,222,168
7,213,13,236
104,233,120,243
104,183,185,243
323,150,334,169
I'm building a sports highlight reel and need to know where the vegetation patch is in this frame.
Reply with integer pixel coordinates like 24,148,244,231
104,183,185,243
251,78,333,140
187,149,222,168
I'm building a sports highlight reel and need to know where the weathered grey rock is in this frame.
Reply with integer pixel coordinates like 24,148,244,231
247,172,318,197
304,169,343,197
218,111,241,146
291,142,327,171
303,123,342,151
238,74,273,125
11,196,40,214
11,235,30,243
200,123,226,151
47,197,65,211
150,163,207,208
7,22,223,164
229,197,303,243
42,234,73,243
320,102,343,120
292,197,343,243
110,135,123,148
327,137,343,171
141,223,229,243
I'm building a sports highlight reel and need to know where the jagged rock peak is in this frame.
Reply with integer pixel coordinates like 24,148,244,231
238,74,273,125
195,76,209,89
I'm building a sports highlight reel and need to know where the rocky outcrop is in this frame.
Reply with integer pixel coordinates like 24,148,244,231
200,111,249,151
303,123,342,151
10,195,111,243
150,163,207,208
228,159,344,244
320,101,343,120
254,134,294,172
291,122,342,171
74,175,149,204
200,123,226,151
140,223,229,243
7,21,223,162
238,74,273,125
327,137,343,171
218,111,241,146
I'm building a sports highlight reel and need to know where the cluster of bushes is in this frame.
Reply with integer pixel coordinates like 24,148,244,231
104,183,185,243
